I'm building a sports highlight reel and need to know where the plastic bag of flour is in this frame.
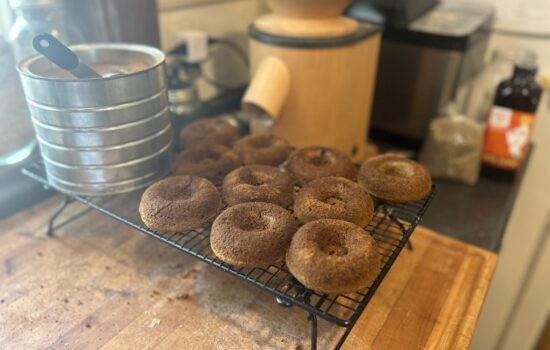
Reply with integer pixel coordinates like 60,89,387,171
419,115,483,185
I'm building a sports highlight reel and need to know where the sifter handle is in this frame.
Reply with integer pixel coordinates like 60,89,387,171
32,34,102,79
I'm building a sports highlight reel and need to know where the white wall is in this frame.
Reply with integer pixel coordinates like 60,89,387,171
444,1,550,349
470,63,550,350
446,0,550,35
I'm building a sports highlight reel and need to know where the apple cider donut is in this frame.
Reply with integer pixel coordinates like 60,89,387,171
286,219,381,294
222,165,294,207
358,154,432,202
139,175,221,232
294,177,374,227
210,202,298,267
285,146,356,185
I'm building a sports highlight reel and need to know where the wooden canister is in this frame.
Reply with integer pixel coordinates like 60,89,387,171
243,16,381,161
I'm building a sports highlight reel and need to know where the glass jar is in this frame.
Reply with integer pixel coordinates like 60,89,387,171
8,0,84,62
0,34,36,167
167,64,201,118
0,0,84,168
462,48,537,124
481,64,542,177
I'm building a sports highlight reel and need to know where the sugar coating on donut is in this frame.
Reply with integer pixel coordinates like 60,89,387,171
233,134,291,166
222,165,294,207
294,177,374,227
285,146,356,186
210,202,298,267
173,144,240,186
286,219,381,294
180,118,239,149
139,175,221,232
358,154,432,202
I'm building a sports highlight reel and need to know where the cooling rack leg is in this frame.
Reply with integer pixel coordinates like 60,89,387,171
46,196,74,237
387,211,414,251
308,313,318,350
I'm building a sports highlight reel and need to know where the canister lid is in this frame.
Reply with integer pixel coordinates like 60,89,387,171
250,23,381,49
9,0,62,9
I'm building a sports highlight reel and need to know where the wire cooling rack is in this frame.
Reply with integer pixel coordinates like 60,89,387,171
23,160,435,350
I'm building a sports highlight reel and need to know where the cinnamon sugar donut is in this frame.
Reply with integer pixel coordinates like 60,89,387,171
285,146,356,186
222,165,294,207
286,219,381,294
294,177,374,227
139,176,221,232
233,134,291,166
358,154,432,202
180,118,239,149
210,202,298,267
173,144,240,186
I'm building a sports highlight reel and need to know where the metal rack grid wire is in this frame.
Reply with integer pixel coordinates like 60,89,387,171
23,160,435,342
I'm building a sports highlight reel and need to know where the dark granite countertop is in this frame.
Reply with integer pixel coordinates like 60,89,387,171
421,174,523,252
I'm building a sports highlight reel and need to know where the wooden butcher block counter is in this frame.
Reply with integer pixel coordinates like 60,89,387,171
0,196,497,350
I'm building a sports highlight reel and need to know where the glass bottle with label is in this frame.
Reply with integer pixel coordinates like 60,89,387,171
482,64,542,179
462,48,537,124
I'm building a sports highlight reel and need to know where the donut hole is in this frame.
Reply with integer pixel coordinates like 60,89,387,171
248,135,274,149
319,239,348,256
305,150,333,167
190,149,222,164
246,171,269,186
325,196,344,206
161,183,194,201
236,212,272,231
379,161,414,177
319,191,345,206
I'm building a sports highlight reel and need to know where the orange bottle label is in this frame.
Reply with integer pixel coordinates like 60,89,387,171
482,106,534,170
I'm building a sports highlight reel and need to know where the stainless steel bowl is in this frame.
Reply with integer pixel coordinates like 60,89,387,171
17,43,166,108
17,43,173,195
32,106,170,147
27,89,168,128
37,123,173,166
43,141,173,183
